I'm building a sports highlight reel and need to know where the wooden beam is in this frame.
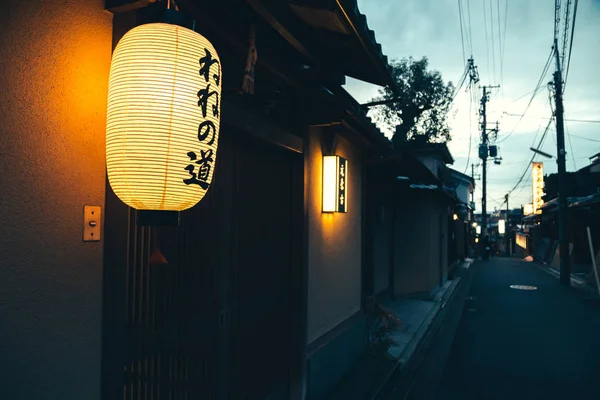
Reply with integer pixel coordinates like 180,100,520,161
247,0,313,60
105,0,155,13
176,0,302,89
222,100,304,154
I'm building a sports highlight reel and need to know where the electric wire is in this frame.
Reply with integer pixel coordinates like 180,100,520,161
568,134,600,143
561,0,572,73
507,118,552,196
464,88,474,174
502,0,508,75
564,0,578,89
554,0,561,42
497,0,505,99
467,0,474,56
483,0,491,80
566,122,577,170
458,0,467,67
496,47,554,144
489,0,497,84
503,113,600,124
451,67,469,103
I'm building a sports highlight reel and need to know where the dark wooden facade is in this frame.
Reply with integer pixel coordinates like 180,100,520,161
103,122,304,400
102,1,395,399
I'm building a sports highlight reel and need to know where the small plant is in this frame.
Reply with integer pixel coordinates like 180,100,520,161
366,296,402,359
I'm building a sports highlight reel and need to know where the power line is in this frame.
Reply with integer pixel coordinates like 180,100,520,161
467,0,474,55
564,118,600,123
554,0,561,41
458,0,467,67
503,113,600,124
568,133,600,143
451,67,469,103
464,89,474,174
509,89,536,103
565,122,577,170
502,0,508,76
497,0,505,92
507,118,552,196
564,0,578,88
561,0,572,73
483,0,491,79
529,114,548,147
496,47,554,144
489,0,497,84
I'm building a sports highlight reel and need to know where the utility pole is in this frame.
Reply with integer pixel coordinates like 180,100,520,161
478,85,500,239
553,38,571,286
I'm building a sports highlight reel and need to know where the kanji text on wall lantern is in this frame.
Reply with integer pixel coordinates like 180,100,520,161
323,155,348,213
106,21,222,220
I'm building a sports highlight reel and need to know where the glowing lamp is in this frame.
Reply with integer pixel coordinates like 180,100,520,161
453,213,459,221
323,155,348,213
498,219,506,235
106,23,221,212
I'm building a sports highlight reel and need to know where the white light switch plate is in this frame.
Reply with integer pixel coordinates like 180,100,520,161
83,206,101,242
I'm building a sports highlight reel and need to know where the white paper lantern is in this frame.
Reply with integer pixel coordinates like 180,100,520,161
106,23,222,211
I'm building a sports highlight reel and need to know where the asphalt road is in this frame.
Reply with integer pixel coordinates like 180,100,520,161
431,257,600,400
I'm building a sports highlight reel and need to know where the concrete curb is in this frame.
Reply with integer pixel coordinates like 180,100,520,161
369,260,471,400
536,261,598,294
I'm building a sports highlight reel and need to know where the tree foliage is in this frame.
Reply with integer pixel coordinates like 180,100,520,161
371,57,454,147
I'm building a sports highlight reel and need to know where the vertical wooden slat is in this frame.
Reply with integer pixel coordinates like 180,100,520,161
110,124,301,400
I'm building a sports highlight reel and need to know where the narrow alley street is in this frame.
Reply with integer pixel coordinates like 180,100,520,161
383,257,600,400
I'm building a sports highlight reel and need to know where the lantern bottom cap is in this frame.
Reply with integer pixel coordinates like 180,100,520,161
137,210,180,227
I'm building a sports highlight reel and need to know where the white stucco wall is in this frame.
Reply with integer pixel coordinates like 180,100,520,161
306,128,362,344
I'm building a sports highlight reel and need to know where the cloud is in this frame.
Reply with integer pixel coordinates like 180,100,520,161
345,0,600,210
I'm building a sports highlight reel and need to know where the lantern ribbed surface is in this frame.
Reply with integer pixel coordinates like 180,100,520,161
106,23,221,211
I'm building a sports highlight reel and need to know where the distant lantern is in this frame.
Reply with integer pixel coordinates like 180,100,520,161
498,219,506,235
323,155,348,213
106,23,222,211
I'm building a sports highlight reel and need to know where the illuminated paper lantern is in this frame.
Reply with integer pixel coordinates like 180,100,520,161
323,155,348,213
106,23,221,211
498,219,506,235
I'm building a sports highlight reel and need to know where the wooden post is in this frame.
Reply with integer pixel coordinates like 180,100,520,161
586,226,600,297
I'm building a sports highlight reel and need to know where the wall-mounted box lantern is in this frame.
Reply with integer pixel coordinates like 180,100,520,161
106,18,222,225
322,155,348,213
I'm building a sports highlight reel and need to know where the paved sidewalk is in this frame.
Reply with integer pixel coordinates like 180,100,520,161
328,259,473,400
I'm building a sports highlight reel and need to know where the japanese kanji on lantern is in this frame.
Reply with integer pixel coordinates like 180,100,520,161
106,22,221,212
322,155,348,213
